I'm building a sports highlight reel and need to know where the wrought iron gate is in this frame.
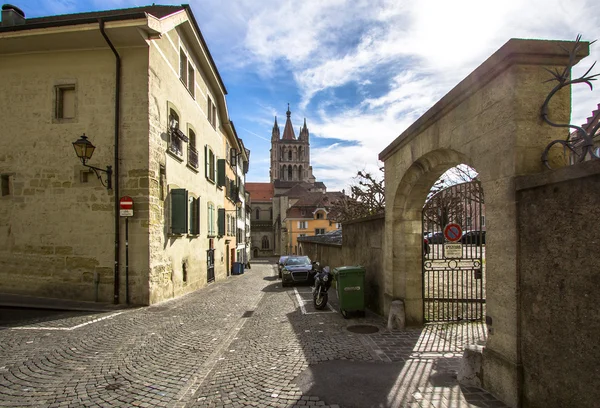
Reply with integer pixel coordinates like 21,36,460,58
422,181,485,322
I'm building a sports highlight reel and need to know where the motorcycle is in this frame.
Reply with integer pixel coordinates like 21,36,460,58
312,262,332,310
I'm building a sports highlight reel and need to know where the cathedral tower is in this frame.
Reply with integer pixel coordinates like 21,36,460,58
270,104,312,183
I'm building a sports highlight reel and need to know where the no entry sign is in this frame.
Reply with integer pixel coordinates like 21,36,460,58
119,196,134,217
444,223,463,242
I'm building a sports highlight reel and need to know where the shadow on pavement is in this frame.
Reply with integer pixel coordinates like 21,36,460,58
0,306,105,329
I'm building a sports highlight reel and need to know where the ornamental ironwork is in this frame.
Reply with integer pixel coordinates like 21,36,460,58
541,35,600,169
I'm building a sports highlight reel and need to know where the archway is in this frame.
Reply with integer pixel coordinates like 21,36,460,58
379,40,581,406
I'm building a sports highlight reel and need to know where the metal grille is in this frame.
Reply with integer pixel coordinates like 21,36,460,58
207,249,215,283
422,181,485,322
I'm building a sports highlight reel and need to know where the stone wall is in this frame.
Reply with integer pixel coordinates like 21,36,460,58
515,160,600,408
0,47,148,303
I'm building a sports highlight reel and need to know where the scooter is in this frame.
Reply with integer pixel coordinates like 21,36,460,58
312,262,332,310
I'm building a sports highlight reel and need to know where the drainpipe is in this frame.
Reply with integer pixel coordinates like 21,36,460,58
99,19,121,304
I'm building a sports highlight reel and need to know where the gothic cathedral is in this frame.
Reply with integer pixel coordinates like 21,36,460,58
270,104,316,184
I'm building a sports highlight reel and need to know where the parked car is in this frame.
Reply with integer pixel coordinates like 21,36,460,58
281,256,316,287
425,231,445,244
461,230,486,245
278,256,289,278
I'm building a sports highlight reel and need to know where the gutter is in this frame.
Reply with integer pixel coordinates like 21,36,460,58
99,18,121,304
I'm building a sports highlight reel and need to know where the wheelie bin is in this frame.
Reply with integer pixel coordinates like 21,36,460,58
333,266,366,318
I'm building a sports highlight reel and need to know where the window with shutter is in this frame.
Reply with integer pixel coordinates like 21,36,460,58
217,208,225,236
170,189,187,234
207,202,215,236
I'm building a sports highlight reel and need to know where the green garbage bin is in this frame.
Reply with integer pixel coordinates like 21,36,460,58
333,266,366,318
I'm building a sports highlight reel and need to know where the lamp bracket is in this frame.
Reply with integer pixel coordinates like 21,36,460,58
83,163,113,190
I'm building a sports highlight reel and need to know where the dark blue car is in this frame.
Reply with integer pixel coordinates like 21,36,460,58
281,256,315,287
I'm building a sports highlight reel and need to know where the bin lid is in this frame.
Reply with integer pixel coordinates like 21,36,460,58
332,266,365,276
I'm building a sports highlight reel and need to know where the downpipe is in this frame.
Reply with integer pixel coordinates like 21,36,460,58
99,18,121,304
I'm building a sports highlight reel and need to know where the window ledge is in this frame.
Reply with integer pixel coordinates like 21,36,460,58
167,148,184,162
186,163,199,173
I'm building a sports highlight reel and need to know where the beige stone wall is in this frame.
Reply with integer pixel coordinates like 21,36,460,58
380,39,586,407
0,45,150,304
516,160,600,408
147,26,227,303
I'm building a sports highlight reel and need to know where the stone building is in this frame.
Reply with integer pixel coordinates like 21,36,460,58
0,4,248,305
247,107,342,256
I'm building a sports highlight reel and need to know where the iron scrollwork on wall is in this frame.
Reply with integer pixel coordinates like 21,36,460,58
541,35,600,169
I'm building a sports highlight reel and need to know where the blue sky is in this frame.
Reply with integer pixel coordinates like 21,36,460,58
20,0,600,191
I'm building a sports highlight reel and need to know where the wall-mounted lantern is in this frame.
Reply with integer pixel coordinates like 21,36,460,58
72,133,112,190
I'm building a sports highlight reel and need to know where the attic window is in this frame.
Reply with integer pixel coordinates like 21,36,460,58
55,85,76,119
316,212,324,220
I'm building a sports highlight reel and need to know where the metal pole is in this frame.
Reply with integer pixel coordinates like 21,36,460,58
126,217,129,304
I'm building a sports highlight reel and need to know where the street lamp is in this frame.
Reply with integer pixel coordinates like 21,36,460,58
72,133,112,190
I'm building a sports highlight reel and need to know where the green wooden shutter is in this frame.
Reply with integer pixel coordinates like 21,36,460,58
217,208,225,236
189,197,200,235
217,159,226,187
171,188,187,234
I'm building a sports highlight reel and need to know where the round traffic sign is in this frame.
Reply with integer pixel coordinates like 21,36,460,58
444,223,463,242
119,196,133,210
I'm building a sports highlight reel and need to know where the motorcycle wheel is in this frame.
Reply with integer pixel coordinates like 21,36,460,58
314,292,328,310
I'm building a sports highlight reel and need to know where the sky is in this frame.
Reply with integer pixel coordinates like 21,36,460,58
20,0,600,191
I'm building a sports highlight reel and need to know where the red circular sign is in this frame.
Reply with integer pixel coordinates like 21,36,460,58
444,223,463,242
119,196,134,210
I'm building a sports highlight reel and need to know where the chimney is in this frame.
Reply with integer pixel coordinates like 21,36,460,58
1,4,26,26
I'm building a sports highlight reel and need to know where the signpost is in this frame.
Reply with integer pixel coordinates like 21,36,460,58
444,223,463,242
444,243,463,258
119,196,133,304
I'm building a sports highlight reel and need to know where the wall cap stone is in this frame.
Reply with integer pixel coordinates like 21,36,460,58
515,159,600,191
379,38,590,161
342,212,385,226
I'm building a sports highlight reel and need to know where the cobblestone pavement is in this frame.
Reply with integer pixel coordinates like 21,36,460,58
0,259,506,408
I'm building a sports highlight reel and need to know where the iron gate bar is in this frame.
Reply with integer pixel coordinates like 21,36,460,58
422,180,485,322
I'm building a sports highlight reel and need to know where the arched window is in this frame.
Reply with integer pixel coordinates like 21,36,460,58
280,165,284,179
261,236,269,249
288,166,292,180
298,165,303,181
288,150,292,160
255,208,260,219
281,147,285,160
298,146,303,160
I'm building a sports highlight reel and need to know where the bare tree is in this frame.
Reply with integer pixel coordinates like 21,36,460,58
330,167,385,222
423,165,482,231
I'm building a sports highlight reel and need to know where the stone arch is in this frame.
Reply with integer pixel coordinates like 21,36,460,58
288,149,292,161
379,39,581,406
288,166,293,180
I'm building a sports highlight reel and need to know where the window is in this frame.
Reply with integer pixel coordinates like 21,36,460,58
188,128,198,169
261,236,269,249
168,109,184,157
298,234,306,238
315,228,325,235
481,215,486,227
288,150,292,160
170,188,188,234
288,166,292,180
298,221,307,229
269,208,272,220
179,48,195,98
208,96,216,128
159,166,166,201
205,146,216,183
316,212,324,220
336,223,342,229
255,208,260,219
189,196,200,235
226,142,230,163
55,85,75,119
1,175,10,196
217,159,226,187
207,202,215,236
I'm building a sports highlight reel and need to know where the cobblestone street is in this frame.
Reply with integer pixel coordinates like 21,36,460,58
0,259,505,408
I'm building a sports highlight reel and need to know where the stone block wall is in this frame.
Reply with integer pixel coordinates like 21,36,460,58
516,160,600,408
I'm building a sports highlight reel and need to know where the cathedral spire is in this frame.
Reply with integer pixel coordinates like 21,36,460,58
282,104,296,140
299,117,309,141
271,115,280,140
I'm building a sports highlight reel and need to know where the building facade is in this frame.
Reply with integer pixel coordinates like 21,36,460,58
0,4,247,305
